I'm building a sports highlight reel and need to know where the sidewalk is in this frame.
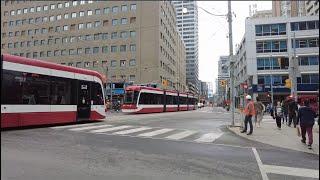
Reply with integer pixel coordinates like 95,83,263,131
228,115,319,155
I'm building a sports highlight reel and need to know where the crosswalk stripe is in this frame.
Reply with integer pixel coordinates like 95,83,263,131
138,128,174,137
113,127,153,135
51,123,102,129
165,130,197,140
69,124,113,131
195,133,223,143
90,125,133,133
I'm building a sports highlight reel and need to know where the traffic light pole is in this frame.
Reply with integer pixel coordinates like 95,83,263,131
228,0,235,126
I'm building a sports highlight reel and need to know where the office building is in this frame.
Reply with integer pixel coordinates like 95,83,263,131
172,0,199,93
305,0,319,16
1,0,187,95
234,15,319,106
272,1,306,17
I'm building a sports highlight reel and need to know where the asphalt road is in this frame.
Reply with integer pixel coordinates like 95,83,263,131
1,107,319,180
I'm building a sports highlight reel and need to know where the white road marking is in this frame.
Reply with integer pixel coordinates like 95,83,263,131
252,147,269,180
90,125,133,133
69,124,113,131
138,128,174,137
263,164,319,179
194,132,223,143
113,127,152,135
51,123,102,129
165,130,197,140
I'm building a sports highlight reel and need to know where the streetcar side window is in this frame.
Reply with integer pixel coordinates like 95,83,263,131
139,92,162,104
22,73,50,104
1,69,24,104
51,76,73,105
91,82,104,105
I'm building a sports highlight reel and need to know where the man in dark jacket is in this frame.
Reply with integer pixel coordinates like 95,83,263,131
288,99,298,127
297,100,317,149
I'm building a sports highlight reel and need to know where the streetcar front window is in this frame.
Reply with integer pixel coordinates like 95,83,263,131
124,91,139,104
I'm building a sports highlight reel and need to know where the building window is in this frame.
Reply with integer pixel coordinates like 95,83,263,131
130,4,137,11
129,59,136,66
47,51,52,57
71,12,77,18
85,48,92,54
80,11,84,17
111,32,117,39
63,25,68,31
68,62,74,66
120,31,128,38
54,50,60,56
121,18,128,25
17,9,21,15
103,20,109,26
33,52,38,58
30,7,35,13
65,2,70,7
57,3,62,8
299,56,319,66
130,44,136,51
49,16,55,22
112,6,119,13
93,47,99,54
73,0,77,6
77,48,83,54
102,46,109,53
61,49,67,56
291,21,319,31
95,9,101,15
130,31,136,37
94,21,101,27
55,26,61,32
80,0,85,5
121,5,128,12
78,23,84,29
111,60,117,67
64,13,69,19
102,33,108,39
50,4,55,10
62,37,68,43
69,49,76,55
36,6,41,12
112,19,118,26
86,22,92,28
94,34,100,40
298,74,319,84
294,38,319,48
111,46,117,52
120,45,126,52
23,8,28,13
129,75,135,81
120,60,126,67
256,40,287,53
257,57,289,70
104,7,110,14
85,34,93,41
88,10,93,16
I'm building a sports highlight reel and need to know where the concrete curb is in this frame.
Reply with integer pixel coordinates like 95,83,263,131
227,126,319,155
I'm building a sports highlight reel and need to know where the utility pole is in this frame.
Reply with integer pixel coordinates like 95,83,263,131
228,0,235,126
292,32,298,102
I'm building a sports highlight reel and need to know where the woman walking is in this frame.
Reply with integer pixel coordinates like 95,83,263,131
274,101,283,130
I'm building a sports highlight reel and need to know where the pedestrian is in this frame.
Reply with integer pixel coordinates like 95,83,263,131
288,98,298,128
274,101,283,130
254,97,264,128
282,100,288,125
297,100,317,149
241,95,255,135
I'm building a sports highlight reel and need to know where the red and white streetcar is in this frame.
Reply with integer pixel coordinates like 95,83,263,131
1,54,106,128
122,85,197,113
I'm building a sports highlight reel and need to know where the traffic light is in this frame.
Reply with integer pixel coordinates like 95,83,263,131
220,80,226,87
162,79,168,87
285,79,291,88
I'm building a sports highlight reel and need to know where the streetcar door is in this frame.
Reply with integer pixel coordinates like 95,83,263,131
77,81,91,120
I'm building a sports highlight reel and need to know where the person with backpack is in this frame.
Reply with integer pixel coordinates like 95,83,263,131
241,95,256,135
282,100,288,125
274,101,283,130
288,98,298,128
254,97,265,128
297,100,317,149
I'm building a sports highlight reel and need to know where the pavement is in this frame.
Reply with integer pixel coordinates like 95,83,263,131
2,107,319,180
228,115,319,155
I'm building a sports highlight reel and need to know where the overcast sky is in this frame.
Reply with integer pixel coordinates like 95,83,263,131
198,1,272,93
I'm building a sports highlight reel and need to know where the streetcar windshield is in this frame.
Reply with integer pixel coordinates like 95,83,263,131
124,91,139,104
